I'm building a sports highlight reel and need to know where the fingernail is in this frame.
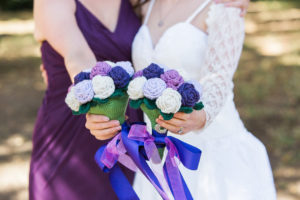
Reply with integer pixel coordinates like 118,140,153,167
117,126,122,130
104,117,109,121
114,121,120,125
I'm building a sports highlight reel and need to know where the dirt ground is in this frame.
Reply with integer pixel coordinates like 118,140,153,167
0,1,299,200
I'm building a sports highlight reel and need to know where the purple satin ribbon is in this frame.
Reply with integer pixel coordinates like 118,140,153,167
128,124,161,164
100,133,137,172
97,123,201,200
164,137,186,200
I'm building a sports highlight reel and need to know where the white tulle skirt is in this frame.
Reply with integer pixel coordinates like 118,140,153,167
133,95,277,200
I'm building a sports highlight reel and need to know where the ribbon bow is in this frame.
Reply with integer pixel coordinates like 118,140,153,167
128,124,161,163
95,123,202,200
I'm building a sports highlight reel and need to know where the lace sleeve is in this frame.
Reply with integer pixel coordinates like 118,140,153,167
199,4,245,128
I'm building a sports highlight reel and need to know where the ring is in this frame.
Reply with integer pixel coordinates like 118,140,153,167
177,127,184,135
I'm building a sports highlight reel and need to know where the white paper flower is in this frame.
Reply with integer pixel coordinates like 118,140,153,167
116,61,135,77
104,60,115,67
92,75,115,99
65,87,81,111
156,88,182,114
127,76,147,100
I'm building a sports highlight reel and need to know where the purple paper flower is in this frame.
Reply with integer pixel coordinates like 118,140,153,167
90,62,112,79
116,61,134,77
143,63,164,79
133,70,143,79
143,78,167,100
161,70,184,90
74,80,94,104
178,83,200,107
108,66,131,88
74,72,90,84
187,80,203,99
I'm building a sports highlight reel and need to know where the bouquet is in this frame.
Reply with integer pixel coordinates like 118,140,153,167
65,61,135,124
65,61,203,200
128,63,204,133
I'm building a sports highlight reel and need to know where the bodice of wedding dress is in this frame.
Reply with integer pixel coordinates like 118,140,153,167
132,4,245,128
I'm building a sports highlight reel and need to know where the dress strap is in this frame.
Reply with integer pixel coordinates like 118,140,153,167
143,0,156,25
186,0,211,23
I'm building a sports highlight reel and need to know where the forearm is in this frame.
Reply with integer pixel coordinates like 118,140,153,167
64,49,97,81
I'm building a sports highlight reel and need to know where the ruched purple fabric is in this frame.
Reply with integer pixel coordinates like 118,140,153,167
29,0,142,199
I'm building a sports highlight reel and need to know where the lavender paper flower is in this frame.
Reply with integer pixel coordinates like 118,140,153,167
74,72,90,84
90,62,112,79
161,70,184,90
133,70,143,79
74,80,94,104
108,66,131,89
178,83,200,107
143,63,164,79
143,78,167,100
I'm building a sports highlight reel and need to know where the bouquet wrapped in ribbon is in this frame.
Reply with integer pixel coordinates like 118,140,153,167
128,63,204,133
127,63,204,157
65,61,203,200
65,61,135,124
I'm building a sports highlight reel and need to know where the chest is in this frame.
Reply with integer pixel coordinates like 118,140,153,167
145,0,209,46
78,0,122,32
132,23,208,80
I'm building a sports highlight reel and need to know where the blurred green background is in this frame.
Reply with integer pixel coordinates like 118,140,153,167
0,0,299,200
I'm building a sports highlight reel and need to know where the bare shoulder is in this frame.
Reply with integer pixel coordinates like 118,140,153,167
34,0,76,41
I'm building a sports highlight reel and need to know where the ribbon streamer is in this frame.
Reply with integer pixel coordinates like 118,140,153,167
94,123,202,200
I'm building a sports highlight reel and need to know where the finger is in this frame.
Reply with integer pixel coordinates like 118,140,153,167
173,112,190,120
86,120,120,130
91,126,121,140
156,119,181,133
86,114,110,122
158,116,185,127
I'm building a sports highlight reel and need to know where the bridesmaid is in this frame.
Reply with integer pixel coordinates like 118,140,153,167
30,0,142,199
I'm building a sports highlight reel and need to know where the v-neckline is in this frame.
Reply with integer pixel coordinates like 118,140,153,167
76,0,123,34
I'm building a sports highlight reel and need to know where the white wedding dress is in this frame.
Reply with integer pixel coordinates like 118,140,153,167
131,0,277,199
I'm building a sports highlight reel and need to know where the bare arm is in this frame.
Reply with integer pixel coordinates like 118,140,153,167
34,0,97,80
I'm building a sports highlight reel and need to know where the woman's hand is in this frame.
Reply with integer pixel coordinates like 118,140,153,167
214,0,250,17
156,109,206,135
85,114,121,140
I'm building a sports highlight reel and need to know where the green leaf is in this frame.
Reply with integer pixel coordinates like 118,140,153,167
79,103,91,114
179,106,193,114
144,98,157,110
194,102,204,110
111,89,125,97
72,110,81,115
160,111,174,120
129,99,143,109
92,97,109,104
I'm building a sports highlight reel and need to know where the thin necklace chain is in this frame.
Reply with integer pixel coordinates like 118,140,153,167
157,0,180,27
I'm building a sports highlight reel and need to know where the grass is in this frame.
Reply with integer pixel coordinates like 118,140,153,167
0,1,299,200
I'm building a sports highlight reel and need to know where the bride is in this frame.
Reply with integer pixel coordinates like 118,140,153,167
85,0,276,199
130,0,277,199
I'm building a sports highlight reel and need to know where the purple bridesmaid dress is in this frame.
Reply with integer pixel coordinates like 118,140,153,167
29,0,142,199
